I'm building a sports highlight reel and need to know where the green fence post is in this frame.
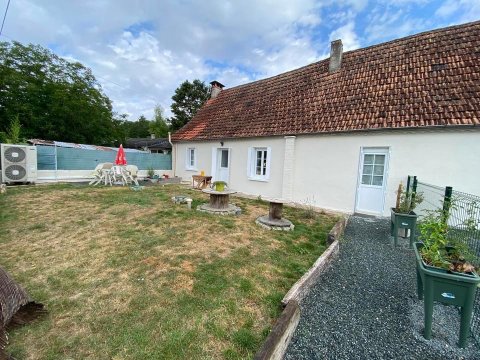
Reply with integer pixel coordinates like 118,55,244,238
410,176,418,210
442,186,453,224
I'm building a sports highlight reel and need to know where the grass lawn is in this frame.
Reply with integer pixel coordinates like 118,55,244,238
0,184,337,359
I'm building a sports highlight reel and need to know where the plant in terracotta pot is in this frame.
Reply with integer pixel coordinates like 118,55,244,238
212,181,227,192
414,207,480,348
390,182,424,247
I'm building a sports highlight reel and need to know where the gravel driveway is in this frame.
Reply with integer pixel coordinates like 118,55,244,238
284,215,479,360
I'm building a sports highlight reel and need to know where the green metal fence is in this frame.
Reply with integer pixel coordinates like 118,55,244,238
413,177,480,347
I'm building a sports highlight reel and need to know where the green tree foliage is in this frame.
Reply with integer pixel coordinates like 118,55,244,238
126,115,151,138
149,105,169,138
110,113,130,146
0,115,24,144
170,79,210,131
0,41,116,144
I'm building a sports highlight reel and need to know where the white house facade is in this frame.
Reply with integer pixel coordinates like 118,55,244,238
174,128,480,216
172,21,480,217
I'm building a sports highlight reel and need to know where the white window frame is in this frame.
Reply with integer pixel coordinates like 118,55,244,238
247,147,271,182
185,147,197,171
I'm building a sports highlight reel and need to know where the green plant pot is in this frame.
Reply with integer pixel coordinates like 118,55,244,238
390,208,417,247
414,242,480,348
214,182,225,192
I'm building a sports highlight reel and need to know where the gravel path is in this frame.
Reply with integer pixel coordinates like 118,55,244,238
284,215,480,360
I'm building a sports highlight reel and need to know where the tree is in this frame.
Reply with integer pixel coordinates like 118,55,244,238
110,113,129,146
0,115,24,144
0,41,116,145
149,105,169,138
126,115,151,138
170,79,210,131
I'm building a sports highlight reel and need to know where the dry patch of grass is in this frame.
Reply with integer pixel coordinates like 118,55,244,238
0,184,337,360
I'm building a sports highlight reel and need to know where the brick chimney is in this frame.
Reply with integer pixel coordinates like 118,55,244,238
210,80,225,99
329,39,343,72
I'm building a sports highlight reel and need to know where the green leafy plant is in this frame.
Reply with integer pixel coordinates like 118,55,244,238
419,207,478,273
147,167,155,178
301,196,317,219
1,115,24,144
394,182,424,214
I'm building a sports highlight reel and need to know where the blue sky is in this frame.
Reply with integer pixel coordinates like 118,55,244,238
1,0,479,120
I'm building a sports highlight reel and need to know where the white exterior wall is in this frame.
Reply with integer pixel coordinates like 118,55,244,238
174,137,285,198
293,129,480,216
174,129,480,216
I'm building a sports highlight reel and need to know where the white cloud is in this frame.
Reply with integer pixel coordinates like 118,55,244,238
435,0,480,22
329,22,360,51
1,0,478,123
3,0,327,120
363,6,431,43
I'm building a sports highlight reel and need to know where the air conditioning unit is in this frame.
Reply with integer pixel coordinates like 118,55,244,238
1,144,37,184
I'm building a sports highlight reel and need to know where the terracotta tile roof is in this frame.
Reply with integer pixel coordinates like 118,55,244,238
172,21,480,141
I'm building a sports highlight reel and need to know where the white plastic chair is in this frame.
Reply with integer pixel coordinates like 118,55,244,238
101,163,114,186
111,165,129,186
125,165,139,186
89,163,104,185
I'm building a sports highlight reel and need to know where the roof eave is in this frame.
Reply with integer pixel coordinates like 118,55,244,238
171,124,478,142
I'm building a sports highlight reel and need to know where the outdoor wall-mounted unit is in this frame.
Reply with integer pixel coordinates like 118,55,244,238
1,144,37,184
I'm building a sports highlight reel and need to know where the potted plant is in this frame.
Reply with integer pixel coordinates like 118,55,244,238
146,167,155,178
146,167,159,183
212,181,227,192
391,182,423,247
414,208,480,348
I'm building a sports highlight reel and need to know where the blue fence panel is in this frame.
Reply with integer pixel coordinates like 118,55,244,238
36,145,56,170
36,146,172,171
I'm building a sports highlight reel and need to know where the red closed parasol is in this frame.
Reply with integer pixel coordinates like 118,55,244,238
115,144,127,165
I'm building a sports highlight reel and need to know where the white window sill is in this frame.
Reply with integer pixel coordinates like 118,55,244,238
248,177,269,182
185,168,198,172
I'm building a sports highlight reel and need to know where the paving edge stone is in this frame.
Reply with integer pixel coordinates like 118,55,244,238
253,300,300,360
281,215,349,306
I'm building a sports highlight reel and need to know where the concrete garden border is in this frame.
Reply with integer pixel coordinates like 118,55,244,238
254,215,349,360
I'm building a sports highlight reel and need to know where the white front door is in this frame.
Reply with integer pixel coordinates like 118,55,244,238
355,148,389,215
215,148,230,183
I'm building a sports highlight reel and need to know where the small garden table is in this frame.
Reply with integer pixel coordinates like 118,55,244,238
197,188,241,215
192,175,212,189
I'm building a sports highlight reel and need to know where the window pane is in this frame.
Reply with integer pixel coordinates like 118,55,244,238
256,166,262,175
364,154,374,164
189,149,194,166
221,150,228,167
362,164,373,175
362,175,372,185
374,155,385,165
373,165,384,176
262,151,267,175
372,176,383,186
